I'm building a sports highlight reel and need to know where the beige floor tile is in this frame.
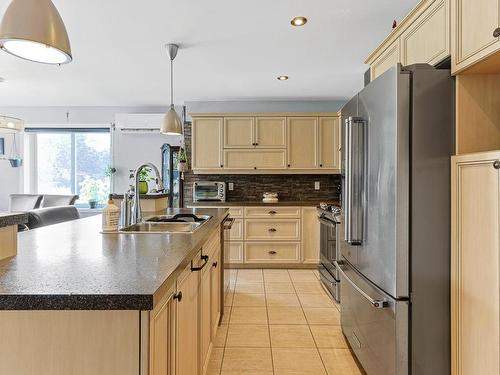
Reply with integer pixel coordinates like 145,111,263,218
226,324,270,347
230,307,268,324
236,269,264,283
206,347,224,375
213,324,229,347
266,293,301,307
303,308,341,325
221,347,273,373
293,281,326,294
310,325,348,348
263,269,292,282
299,294,335,308
272,348,327,375
225,291,234,307
288,269,318,282
264,282,295,294
221,306,232,325
319,348,363,375
232,293,266,307
235,282,265,294
268,306,307,325
269,325,315,348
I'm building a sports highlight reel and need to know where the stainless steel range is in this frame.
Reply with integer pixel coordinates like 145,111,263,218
317,203,341,302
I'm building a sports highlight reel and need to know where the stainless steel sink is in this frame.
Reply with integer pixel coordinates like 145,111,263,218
119,221,203,234
145,214,212,222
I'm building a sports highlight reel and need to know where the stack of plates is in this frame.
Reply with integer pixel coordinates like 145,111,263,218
262,192,278,203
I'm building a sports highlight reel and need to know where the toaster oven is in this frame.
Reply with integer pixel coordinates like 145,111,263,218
193,181,226,202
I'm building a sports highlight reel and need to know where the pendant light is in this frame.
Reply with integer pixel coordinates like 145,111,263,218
161,43,182,135
0,0,72,64
0,115,23,133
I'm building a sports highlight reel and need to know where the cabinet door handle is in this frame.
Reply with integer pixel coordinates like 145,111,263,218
255,142,259,146
268,250,277,255
191,255,209,271
220,164,223,168
268,210,277,215
254,167,257,170
287,164,291,167
494,160,500,169
494,27,500,38
212,261,218,268
268,228,277,232
174,291,183,302
320,164,323,167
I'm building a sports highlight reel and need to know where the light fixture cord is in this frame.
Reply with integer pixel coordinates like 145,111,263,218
170,57,174,106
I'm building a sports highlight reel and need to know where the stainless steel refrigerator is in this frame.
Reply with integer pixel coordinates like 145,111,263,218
337,64,453,375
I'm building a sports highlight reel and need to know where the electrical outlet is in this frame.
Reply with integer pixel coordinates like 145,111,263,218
314,181,320,190
228,182,234,191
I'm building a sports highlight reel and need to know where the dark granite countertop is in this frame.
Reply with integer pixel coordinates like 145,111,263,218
187,200,340,207
111,193,168,199
0,212,29,228
0,208,228,311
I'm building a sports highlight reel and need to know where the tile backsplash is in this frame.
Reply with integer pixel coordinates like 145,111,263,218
182,122,341,203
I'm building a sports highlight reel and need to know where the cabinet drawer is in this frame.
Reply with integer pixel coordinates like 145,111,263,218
229,242,244,264
244,207,301,218
228,207,243,218
244,219,301,241
229,218,243,240
245,242,300,263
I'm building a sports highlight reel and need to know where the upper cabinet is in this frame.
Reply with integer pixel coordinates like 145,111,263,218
192,118,223,170
366,0,450,80
451,0,500,73
287,117,318,169
190,113,340,174
319,117,341,170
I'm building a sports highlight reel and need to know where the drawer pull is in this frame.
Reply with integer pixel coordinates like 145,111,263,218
268,250,277,255
191,255,209,271
268,228,277,232
494,27,500,38
212,261,218,268
173,291,183,302
268,210,277,215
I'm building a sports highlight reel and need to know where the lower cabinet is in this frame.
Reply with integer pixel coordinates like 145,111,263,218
149,227,223,375
451,151,500,375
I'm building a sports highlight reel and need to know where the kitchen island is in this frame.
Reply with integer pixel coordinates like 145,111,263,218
0,208,228,375
0,212,28,261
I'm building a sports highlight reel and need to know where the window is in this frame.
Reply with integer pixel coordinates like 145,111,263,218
26,128,111,208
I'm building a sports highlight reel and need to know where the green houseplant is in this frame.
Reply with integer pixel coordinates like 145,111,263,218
80,177,101,209
138,167,153,194
178,147,188,172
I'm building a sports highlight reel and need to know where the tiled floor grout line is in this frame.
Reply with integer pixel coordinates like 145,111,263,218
289,269,331,375
262,271,276,375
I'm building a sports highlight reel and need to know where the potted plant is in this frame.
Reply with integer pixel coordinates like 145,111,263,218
80,177,101,209
138,167,153,194
178,147,188,173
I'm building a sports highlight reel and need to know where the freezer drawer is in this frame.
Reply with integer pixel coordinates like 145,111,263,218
337,260,408,375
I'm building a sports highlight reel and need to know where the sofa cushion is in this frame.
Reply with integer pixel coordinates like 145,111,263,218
27,206,80,229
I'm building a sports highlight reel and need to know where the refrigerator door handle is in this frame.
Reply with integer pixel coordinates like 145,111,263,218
336,261,389,309
345,116,365,245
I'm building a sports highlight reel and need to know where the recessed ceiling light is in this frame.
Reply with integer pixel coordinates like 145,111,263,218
290,16,307,26
277,75,289,81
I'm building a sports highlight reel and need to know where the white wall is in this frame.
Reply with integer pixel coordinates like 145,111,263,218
0,133,24,211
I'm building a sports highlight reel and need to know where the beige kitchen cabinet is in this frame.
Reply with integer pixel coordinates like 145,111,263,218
245,242,301,263
370,39,401,80
301,207,320,263
401,0,449,66
150,287,176,375
244,219,301,241
229,218,243,240
223,117,254,148
452,0,500,73
229,242,244,264
287,117,318,169
451,151,500,375
192,118,223,170
244,206,301,219
210,248,221,340
200,254,212,375
176,258,201,375
254,117,286,148
224,149,287,170
319,117,341,170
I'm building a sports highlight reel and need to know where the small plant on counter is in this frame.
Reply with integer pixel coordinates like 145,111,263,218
138,167,153,194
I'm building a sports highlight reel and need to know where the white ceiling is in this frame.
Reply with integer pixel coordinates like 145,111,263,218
0,0,418,106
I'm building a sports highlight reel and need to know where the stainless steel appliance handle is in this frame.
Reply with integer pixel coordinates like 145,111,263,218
344,117,365,245
335,261,389,309
318,216,337,228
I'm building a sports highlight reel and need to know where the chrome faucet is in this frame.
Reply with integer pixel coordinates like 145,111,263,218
131,163,164,224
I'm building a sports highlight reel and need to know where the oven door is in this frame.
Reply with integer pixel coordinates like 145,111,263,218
319,215,339,279
193,182,222,201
